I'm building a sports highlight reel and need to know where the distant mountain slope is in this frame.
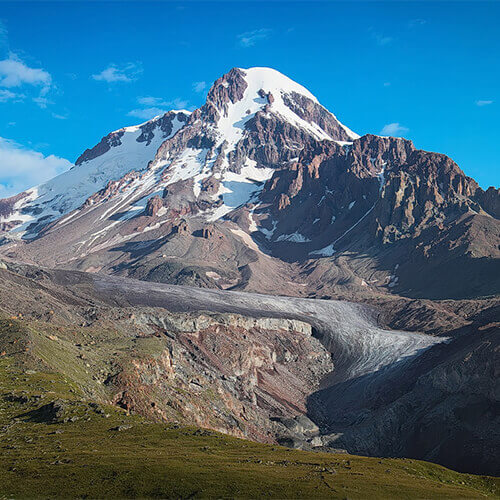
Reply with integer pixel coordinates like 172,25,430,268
0,67,498,300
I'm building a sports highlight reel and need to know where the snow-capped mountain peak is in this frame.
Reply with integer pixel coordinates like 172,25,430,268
0,66,360,241
204,67,358,144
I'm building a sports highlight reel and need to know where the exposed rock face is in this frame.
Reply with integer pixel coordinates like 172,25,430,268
475,185,500,218
137,111,189,145
0,192,28,219
144,195,164,217
201,224,216,238
173,219,189,234
84,171,141,208
75,130,125,166
281,91,354,143
203,67,248,119
111,312,332,442
312,324,500,476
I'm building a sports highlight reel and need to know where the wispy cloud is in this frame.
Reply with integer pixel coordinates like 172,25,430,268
374,34,393,46
32,96,54,109
127,107,168,120
128,96,189,120
0,30,55,111
380,123,409,136
476,100,493,107
237,28,271,48
92,62,143,83
0,20,8,49
383,82,391,87
409,19,427,28
369,27,393,47
0,89,24,102
0,136,71,198
192,81,206,93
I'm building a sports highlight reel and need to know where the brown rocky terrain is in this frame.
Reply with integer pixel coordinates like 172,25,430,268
0,261,498,475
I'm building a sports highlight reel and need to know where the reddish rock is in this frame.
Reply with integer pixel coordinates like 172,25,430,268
145,196,164,217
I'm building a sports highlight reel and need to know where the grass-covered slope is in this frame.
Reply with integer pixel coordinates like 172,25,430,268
0,355,498,499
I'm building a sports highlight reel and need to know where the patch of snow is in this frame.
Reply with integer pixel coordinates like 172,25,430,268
310,243,335,257
348,201,356,210
260,220,277,240
208,159,274,222
142,222,161,233
276,232,311,243
248,202,261,232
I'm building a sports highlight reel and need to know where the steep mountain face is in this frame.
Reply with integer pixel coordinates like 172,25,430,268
0,67,498,300
0,111,190,235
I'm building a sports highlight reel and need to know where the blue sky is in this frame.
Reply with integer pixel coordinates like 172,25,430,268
0,0,498,197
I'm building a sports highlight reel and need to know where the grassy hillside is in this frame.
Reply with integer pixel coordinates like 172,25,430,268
0,354,498,499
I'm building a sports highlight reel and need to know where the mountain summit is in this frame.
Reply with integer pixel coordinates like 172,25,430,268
0,67,356,235
0,67,498,299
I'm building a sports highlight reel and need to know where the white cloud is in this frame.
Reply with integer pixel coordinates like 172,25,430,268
137,96,169,106
0,54,52,94
32,96,53,109
380,123,409,136
128,97,189,120
476,100,493,107
193,81,206,93
92,62,142,83
237,28,271,47
0,137,72,198
0,34,54,110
